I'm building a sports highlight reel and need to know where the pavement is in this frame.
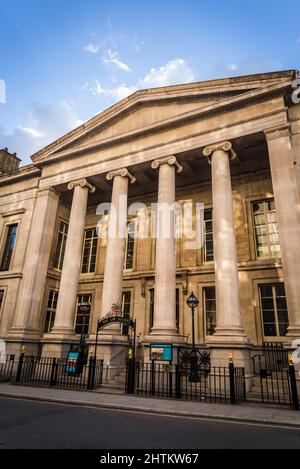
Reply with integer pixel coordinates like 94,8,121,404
0,383,300,429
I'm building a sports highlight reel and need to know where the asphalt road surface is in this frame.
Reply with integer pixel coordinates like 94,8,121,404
0,397,299,449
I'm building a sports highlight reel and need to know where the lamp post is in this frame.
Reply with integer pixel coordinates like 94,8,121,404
79,301,90,363
187,292,199,353
187,292,200,383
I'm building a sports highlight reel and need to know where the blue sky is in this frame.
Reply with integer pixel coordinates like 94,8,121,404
0,0,299,165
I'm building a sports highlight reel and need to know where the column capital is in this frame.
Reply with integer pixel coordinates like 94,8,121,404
203,141,237,163
264,124,291,141
151,156,183,173
67,179,96,193
106,168,136,184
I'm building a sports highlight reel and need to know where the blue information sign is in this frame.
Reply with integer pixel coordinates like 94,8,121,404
66,351,80,375
150,345,173,362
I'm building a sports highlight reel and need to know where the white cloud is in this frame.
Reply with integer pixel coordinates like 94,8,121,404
227,64,239,72
134,34,145,53
0,102,84,165
84,42,100,54
17,127,45,138
106,84,138,100
141,58,195,88
89,80,106,96
215,57,283,77
102,49,132,72
88,80,137,101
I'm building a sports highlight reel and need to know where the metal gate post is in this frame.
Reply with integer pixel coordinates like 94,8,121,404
229,357,236,405
87,355,96,391
289,356,299,411
175,365,181,399
16,352,25,383
50,358,58,387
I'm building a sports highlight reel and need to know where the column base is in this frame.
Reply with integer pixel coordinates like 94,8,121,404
7,327,42,342
287,326,300,341
4,338,42,357
42,334,80,358
207,342,253,392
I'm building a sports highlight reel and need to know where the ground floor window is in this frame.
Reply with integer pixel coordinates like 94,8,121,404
75,294,92,336
122,292,132,336
44,290,58,334
149,289,180,333
260,283,289,337
204,287,216,336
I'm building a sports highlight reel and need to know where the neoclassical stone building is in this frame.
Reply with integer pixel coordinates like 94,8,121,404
0,70,299,369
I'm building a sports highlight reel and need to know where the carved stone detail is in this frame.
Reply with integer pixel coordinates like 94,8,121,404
203,141,237,163
264,124,291,141
106,168,136,184
151,156,183,173
67,179,96,193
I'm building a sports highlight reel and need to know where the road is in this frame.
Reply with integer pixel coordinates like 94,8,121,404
0,397,299,449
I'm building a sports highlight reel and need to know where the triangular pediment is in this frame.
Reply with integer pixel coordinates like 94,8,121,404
31,70,297,163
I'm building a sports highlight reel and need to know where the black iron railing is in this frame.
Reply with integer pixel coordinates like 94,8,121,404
0,354,15,381
15,354,104,391
250,343,299,410
251,343,289,375
126,360,246,405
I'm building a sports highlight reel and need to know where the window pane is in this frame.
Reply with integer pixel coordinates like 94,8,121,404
0,224,18,271
204,210,214,262
75,295,91,335
253,200,280,258
81,228,98,274
54,222,68,270
205,287,216,336
260,283,289,337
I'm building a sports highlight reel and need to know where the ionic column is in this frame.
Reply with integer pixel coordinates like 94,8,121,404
265,126,300,337
203,142,247,343
151,156,182,338
51,179,95,337
100,169,136,320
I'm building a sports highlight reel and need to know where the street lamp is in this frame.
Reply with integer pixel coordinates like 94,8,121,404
79,301,90,362
186,292,200,383
187,292,199,353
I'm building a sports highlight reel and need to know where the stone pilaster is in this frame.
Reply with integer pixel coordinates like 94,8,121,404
9,188,60,344
265,125,300,338
50,179,95,339
150,156,182,340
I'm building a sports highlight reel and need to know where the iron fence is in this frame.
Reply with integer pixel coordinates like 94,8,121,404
126,360,246,405
251,342,289,375
15,354,104,391
0,354,15,381
250,343,299,410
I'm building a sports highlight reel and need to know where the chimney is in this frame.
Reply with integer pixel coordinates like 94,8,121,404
0,148,21,174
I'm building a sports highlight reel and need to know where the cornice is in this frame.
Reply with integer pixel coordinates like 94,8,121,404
0,208,26,218
32,79,292,166
264,124,291,141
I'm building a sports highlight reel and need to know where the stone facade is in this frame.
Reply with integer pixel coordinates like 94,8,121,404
0,70,299,370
